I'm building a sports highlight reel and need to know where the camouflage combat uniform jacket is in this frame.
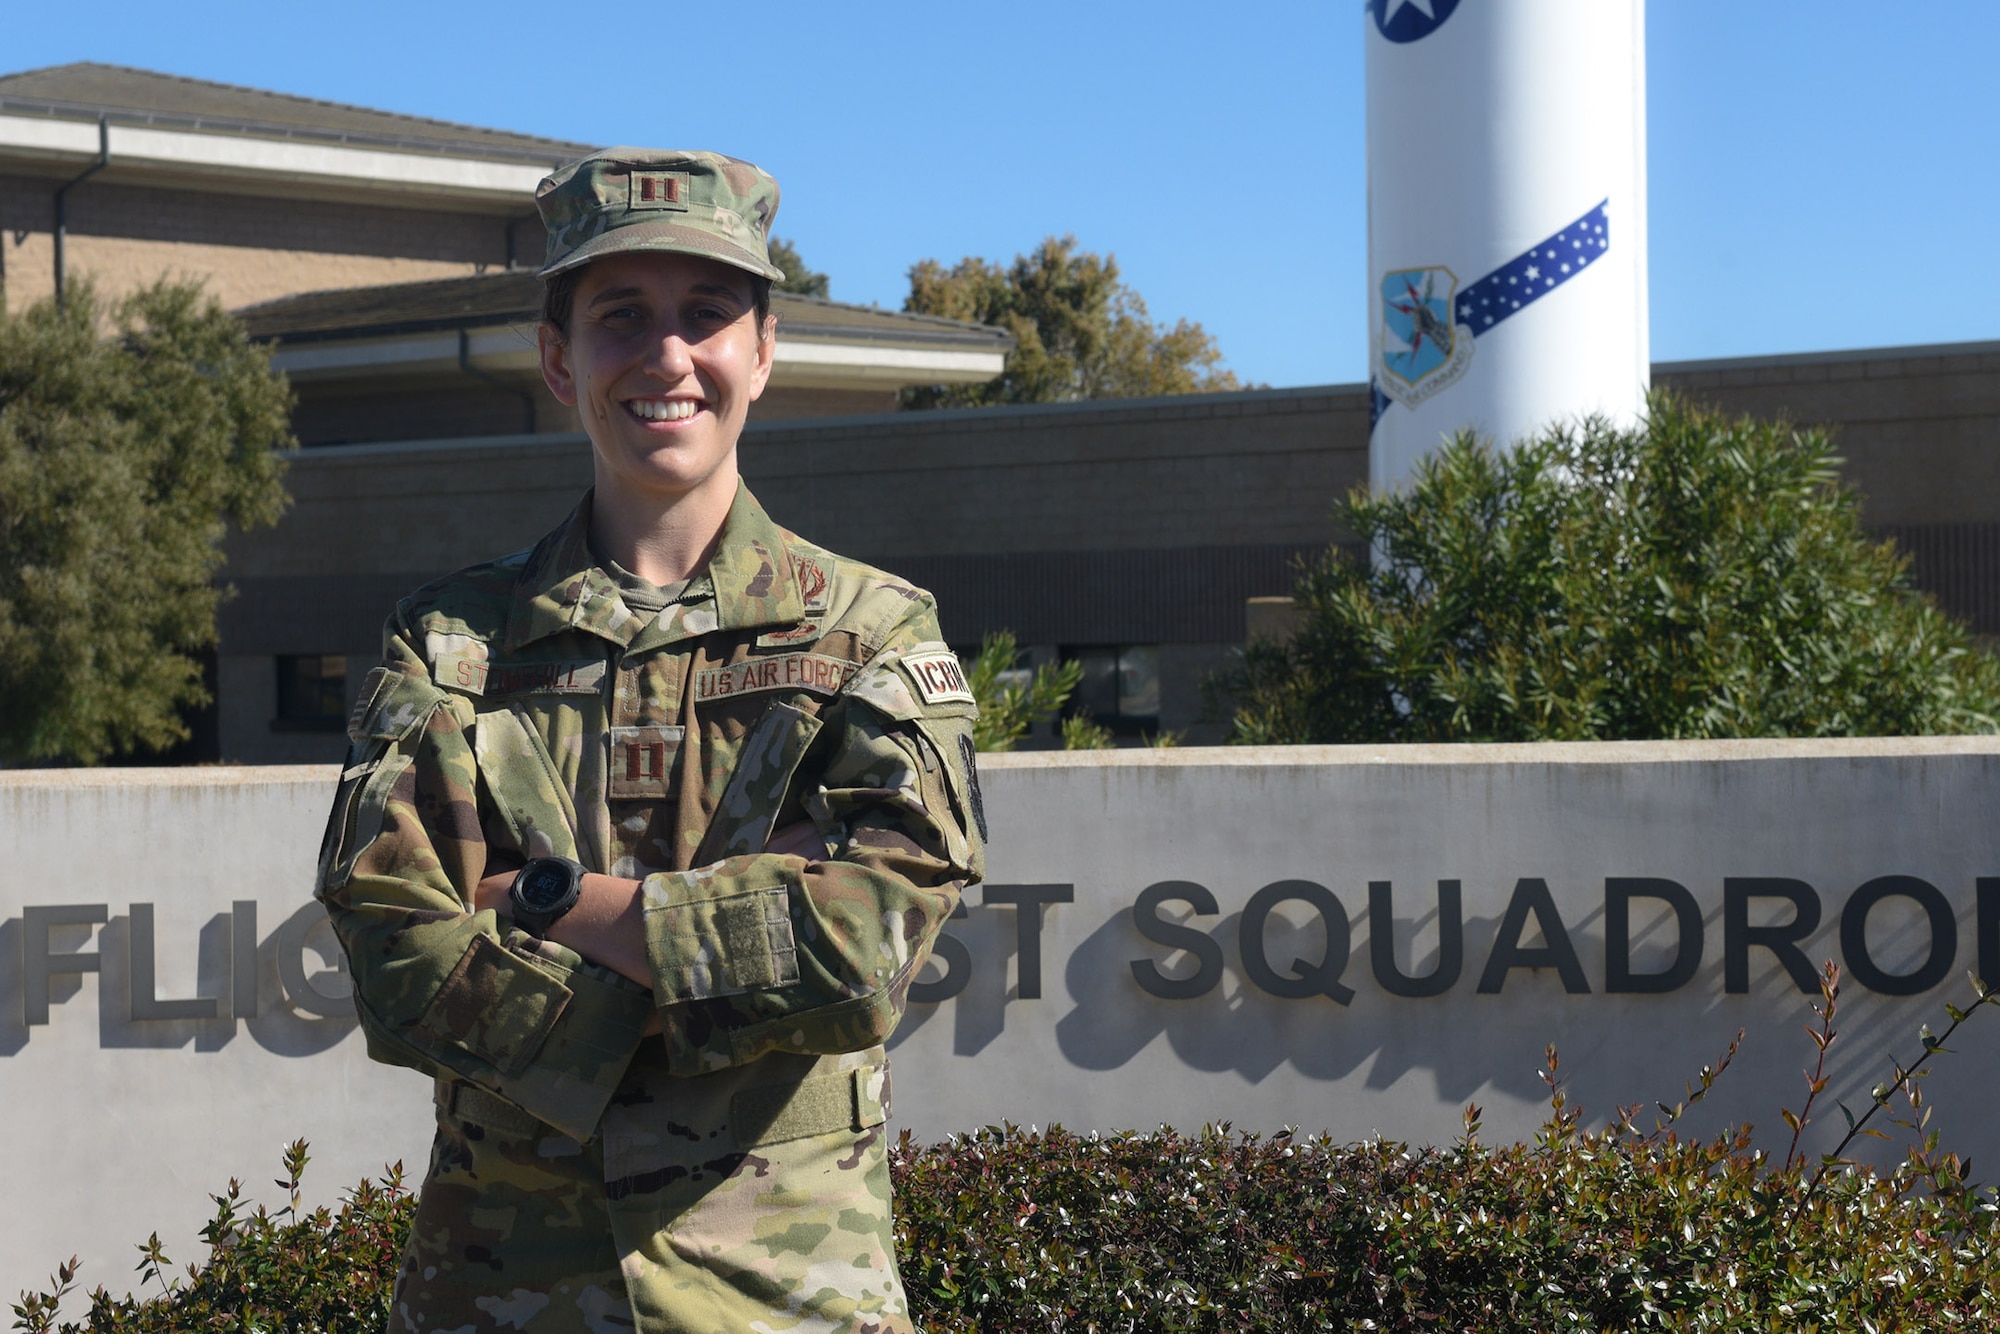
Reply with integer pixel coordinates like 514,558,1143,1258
316,483,985,1334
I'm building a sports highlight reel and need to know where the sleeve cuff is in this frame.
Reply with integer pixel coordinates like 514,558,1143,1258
483,962,654,1140
409,931,653,1141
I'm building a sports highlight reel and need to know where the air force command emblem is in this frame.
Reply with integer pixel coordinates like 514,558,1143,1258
1369,0,1461,44
1375,265,1474,407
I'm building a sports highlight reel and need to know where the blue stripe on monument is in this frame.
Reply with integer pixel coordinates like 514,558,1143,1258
1454,200,1611,334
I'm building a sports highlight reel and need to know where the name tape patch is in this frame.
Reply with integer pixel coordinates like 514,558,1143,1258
900,650,975,706
438,655,606,698
694,653,856,703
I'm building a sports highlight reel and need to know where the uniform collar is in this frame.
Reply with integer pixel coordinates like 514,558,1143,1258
506,483,802,652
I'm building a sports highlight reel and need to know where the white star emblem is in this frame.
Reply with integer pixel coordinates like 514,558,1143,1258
1383,0,1437,19
1525,265,1540,280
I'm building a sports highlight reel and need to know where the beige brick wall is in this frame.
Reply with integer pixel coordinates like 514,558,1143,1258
0,173,517,313
4,232,486,312
208,364,2000,764
223,387,1365,583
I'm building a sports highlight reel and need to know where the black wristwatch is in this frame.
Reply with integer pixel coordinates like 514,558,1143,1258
507,856,585,935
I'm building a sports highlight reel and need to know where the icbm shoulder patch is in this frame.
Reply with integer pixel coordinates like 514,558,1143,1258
900,649,975,706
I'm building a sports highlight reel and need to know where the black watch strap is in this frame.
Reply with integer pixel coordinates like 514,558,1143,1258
507,856,585,935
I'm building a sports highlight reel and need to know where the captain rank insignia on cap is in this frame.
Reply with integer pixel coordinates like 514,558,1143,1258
631,171,688,210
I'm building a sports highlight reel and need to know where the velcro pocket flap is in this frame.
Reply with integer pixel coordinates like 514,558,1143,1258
416,934,572,1077
436,1078,544,1137
645,882,799,1002
731,1061,888,1148
348,665,446,745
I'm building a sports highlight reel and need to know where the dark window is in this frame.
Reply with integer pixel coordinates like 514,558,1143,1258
1061,644,1161,734
274,654,348,731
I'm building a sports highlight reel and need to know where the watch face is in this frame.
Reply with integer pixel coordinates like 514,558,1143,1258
518,863,573,910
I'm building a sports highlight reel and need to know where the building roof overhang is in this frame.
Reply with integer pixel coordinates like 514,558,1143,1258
0,63,584,210
242,271,1013,390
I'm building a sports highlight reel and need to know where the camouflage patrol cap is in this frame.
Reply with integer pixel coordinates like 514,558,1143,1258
535,148,786,283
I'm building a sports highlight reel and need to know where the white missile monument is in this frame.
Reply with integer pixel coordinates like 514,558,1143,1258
1366,0,1649,489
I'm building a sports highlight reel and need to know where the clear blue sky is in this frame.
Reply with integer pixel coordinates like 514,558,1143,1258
7,1,1996,389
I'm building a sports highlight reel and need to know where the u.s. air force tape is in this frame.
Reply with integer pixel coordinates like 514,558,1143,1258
899,649,975,706
694,652,857,702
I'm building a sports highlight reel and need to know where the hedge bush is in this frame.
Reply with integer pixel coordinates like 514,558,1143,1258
1216,396,2000,744
894,1113,1997,1331
19,977,1998,1333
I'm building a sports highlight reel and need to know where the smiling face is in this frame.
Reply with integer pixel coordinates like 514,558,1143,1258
537,250,775,516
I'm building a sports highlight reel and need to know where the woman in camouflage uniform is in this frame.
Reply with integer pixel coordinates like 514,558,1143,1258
316,148,986,1333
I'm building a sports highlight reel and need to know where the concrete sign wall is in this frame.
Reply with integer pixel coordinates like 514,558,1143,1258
5,740,1999,1301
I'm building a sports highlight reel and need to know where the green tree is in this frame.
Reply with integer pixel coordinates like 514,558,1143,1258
965,631,1081,752
901,235,1243,408
0,279,294,764
767,236,830,299
1217,395,2000,744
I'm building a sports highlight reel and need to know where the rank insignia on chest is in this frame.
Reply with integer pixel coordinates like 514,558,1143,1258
608,724,684,799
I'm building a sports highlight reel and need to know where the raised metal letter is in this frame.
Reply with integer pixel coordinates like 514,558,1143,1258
22,904,108,1026
1723,878,1822,994
1604,878,1702,993
1240,880,1355,1004
910,901,971,1004
1368,880,1462,997
128,903,220,1021
982,885,1074,1000
1130,881,1225,1000
1840,876,1955,996
1477,879,1590,994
